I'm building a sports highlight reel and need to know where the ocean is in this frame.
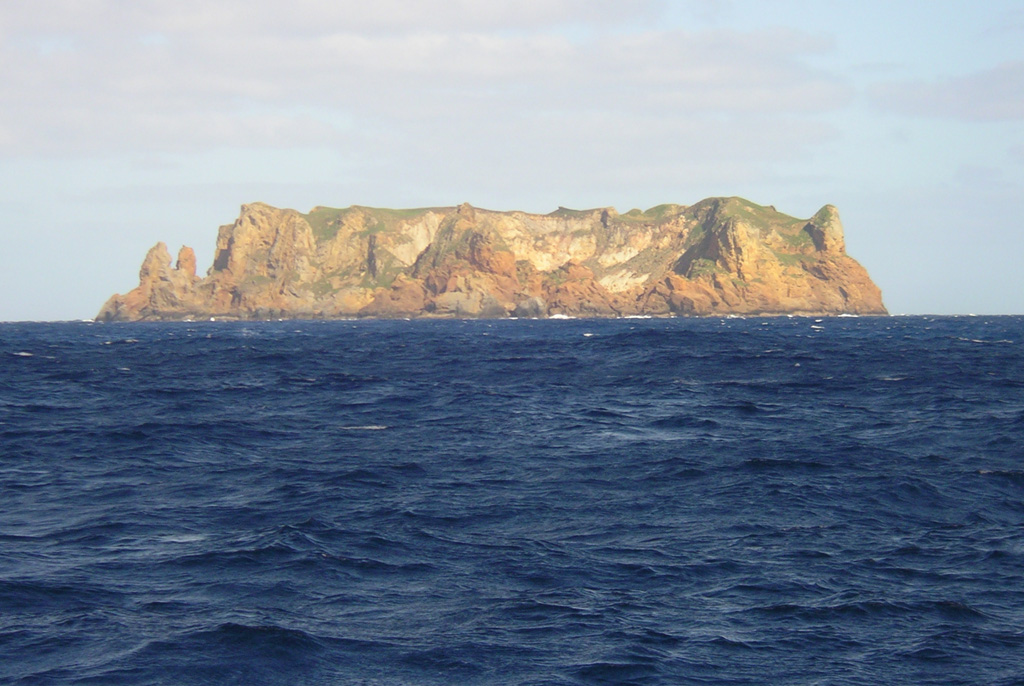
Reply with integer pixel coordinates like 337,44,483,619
2,316,1023,685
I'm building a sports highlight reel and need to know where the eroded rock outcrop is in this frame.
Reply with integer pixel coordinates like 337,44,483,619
96,197,886,321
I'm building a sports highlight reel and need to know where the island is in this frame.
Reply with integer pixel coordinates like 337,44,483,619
96,197,886,321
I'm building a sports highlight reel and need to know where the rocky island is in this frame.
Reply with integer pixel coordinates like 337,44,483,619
97,197,886,321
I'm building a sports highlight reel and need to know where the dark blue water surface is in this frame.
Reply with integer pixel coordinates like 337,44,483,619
2,316,1023,685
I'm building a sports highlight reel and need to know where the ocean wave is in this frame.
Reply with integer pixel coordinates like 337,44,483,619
3,316,1024,685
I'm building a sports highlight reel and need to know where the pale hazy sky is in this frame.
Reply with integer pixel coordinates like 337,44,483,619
2,0,1022,320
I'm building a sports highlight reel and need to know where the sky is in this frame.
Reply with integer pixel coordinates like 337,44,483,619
1,0,1022,320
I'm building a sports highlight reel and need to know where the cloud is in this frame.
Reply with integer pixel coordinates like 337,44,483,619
870,61,1024,121
0,1,848,163
0,0,663,36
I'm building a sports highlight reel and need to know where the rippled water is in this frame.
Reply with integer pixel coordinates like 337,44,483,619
2,316,1023,685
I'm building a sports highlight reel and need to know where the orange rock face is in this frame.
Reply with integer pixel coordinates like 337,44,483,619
96,197,887,321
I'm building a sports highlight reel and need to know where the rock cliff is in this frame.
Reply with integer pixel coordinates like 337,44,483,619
96,197,887,321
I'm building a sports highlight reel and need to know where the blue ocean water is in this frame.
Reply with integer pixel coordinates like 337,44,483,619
1,316,1023,685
